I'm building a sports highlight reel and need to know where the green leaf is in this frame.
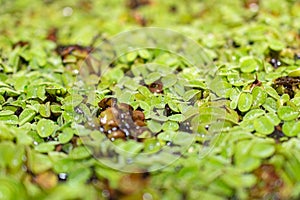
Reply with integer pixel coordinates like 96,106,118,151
183,89,200,101
39,102,51,118
132,64,147,77
35,142,58,153
161,74,177,88
143,139,161,153
199,106,229,123
138,100,151,111
118,91,134,104
27,150,53,174
50,104,62,114
229,88,240,109
168,114,185,122
147,120,162,133
278,106,299,121
186,80,206,89
0,115,18,125
269,39,285,51
115,140,144,155
0,177,27,200
282,121,300,137
224,108,240,124
250,141,275,158
69,146,91,159
208,78,232,98
19,108,36,126
240,57,259,73
16,131,33,145
173,82,186,96
138,86,151,97
162,121,179,131
0,142,15,167
0,110,14,116
36,119,58,138
53,158,76,173
68,167,92,184
238,92,253,112
0,123,14,140
64,94,83,110
265,112,281,126
222,173,256,188
253,116,274,135
0,87,20,97
144,72,161,85
126,51,138,62
172,132,194,146
58,127,74,144
157,131,176,141
167,101,179,112
262,97,277,112
235,140,261,172
26,85,46,101
243,109,265,121
10,77,27,92
108,68,124,83
138,49,151,59
122,77,140,91
288,69,300,77
251,86,267,108
264,84,280,100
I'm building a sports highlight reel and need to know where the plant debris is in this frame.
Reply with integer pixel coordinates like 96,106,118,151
273,76,300,97
250,164,285,199
126,0,151,10
97,98,149,141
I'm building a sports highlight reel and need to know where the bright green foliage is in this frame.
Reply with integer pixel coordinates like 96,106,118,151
1,0,300,200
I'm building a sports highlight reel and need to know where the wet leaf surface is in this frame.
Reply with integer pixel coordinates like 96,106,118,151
1,0,300,199
36,119,58,138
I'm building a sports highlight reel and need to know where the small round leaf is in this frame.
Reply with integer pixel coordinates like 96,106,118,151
282,121,300,137
238,92,253,112
253,116,274,135
277,106,298,121
36,119,58,138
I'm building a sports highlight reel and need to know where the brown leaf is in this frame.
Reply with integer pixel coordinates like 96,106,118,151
250,164,284,199
118,173,149,194
34,171,58,190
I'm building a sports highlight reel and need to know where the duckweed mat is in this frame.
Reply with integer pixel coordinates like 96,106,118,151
1,0,300,199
